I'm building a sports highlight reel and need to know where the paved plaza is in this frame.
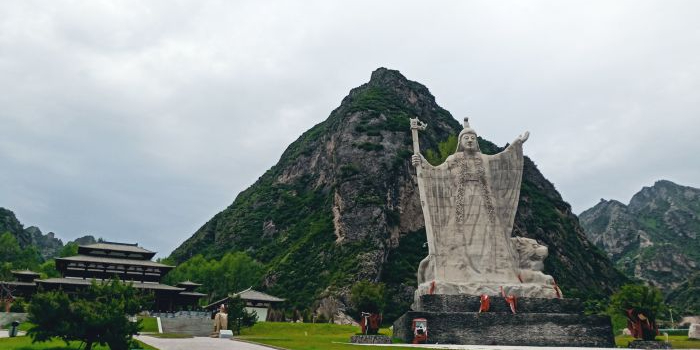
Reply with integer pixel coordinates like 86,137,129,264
0,330,26,338
135,335,279,350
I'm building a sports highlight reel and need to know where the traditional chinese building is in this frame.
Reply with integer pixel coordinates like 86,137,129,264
32,242,204,311
1,270,40,299
204,287,285,322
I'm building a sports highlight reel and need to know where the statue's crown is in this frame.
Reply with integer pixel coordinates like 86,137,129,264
462,117,477,135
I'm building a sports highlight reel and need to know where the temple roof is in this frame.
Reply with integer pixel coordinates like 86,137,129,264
176,280,202,286
37,278,184,291
11,270,40,276
233,288,285,302
56,255,174,268
2,281,36,287
179,291,207,297
80,242,154,254
203,287,285,309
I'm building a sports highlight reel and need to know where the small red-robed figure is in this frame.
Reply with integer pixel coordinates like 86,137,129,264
478,294,490,313
360,312,382,335
500,286,517,314
625,309,658,341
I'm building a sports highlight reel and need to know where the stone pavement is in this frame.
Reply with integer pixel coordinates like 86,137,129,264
135,335,278,350
0,330,26,338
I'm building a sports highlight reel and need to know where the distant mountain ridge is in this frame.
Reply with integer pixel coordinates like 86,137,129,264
0,207,96,260
579,180,700,313
171,68,626,317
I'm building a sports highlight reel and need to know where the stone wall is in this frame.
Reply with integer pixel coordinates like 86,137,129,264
394,310,614,347
159,317,213,336
0,313,27,328
393,295,615,347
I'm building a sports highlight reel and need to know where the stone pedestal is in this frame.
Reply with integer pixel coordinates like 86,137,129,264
393,295,615,347
627,340,672,349
350,335,392,344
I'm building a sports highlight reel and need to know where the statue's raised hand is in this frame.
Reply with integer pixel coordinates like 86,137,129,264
516,131,530,144
412,154,422,167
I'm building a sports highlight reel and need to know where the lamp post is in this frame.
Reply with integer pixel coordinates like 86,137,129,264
669,308,674,329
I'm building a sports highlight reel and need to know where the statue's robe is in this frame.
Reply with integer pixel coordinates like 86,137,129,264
415,141,527,295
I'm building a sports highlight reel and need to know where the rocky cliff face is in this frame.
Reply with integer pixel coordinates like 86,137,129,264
0,207,97,260
0,207,63,259
170,68,626,317
580,180,700,306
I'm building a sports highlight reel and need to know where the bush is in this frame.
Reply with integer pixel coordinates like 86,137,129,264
350,281,386,315
9,297,26,312
27,278,152,350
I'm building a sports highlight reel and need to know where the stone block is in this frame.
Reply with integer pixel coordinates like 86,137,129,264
349,335,391,344
689,323,700,340
218,330,233,339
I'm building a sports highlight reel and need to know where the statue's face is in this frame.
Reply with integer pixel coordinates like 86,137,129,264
460,133,478,152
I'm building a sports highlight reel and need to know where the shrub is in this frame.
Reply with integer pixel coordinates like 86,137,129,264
27,278,152,350
350,281,386,315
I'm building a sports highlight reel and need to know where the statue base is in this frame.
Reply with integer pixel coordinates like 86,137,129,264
349,335,392,344
627,340,672,349
413,281,559,309
394,294,615,347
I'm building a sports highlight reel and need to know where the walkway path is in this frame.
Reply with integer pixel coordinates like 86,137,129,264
135,335,278,350
0,330,26,338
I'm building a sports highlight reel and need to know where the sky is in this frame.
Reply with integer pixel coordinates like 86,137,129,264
1,1,699,257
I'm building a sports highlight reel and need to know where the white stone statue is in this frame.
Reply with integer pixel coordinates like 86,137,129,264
212,304,228,336
410,117,559,304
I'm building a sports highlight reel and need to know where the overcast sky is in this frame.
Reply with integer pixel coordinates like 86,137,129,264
1,1,698,256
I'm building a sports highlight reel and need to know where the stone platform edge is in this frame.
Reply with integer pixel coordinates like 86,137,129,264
415,295,584,314
393,310,615,348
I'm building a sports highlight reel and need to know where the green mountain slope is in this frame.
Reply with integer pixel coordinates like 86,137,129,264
0,207,97,261
580,180,700,314
170,68,626,316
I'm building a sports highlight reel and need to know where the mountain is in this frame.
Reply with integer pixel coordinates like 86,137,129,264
580,180,700,312
0,207,63,259
0,207,97,260
170,68,626,317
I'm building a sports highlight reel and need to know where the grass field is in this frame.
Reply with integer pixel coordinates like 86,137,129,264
0,336,158,350
137,316,159,333
238,322,415,350
615,335,700,349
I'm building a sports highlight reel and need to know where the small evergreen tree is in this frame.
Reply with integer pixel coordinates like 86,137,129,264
27,278,152,350
227,295,258,335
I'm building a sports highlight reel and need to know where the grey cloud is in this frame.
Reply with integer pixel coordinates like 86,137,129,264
1,1,699,255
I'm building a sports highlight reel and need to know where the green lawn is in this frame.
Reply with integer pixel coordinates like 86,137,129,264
137,317,158,333
237,322,415,350
0,336,157,350
616,335,700,349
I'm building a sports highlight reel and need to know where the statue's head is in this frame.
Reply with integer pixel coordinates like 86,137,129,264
456,117,481,154
511,237,548,271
